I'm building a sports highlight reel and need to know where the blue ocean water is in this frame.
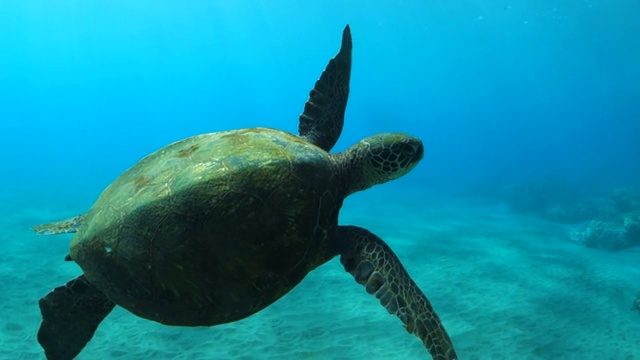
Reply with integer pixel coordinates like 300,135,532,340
1,1,639,359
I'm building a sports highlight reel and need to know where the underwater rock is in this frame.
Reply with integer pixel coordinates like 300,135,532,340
570,213,640,251
499,183,640,250
633,293,640,312
541,201,603,224
503,180,603,224
611,187,640,213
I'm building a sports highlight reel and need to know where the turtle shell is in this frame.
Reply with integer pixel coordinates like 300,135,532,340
69,127,342,326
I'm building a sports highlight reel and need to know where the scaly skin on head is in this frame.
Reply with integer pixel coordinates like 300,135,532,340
333,132,424,197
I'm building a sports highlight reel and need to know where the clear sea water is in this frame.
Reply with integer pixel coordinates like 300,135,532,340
1,1,639,359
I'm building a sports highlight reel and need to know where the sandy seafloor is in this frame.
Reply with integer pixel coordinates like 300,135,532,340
2,186,639,360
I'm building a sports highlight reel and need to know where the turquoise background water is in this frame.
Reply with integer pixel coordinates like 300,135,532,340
1,1,639,359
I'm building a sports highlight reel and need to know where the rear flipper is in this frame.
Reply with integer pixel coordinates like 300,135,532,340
33,214,86,235
337,225,458,360
38,275,115,360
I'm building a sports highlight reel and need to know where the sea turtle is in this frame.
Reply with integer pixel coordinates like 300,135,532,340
33,25,458,360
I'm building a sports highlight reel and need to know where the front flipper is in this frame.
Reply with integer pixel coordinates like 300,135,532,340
32,214,86,235
337,225,458,360
298,25,352,152
38,275,115,360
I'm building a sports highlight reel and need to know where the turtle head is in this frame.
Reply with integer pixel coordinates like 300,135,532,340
336,133,424,196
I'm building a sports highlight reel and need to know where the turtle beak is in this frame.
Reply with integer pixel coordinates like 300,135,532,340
413,142,424,162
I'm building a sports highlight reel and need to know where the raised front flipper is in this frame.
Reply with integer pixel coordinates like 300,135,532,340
32,214,85,235
38,275,115,360
298,25,352,152
337,225,458,360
